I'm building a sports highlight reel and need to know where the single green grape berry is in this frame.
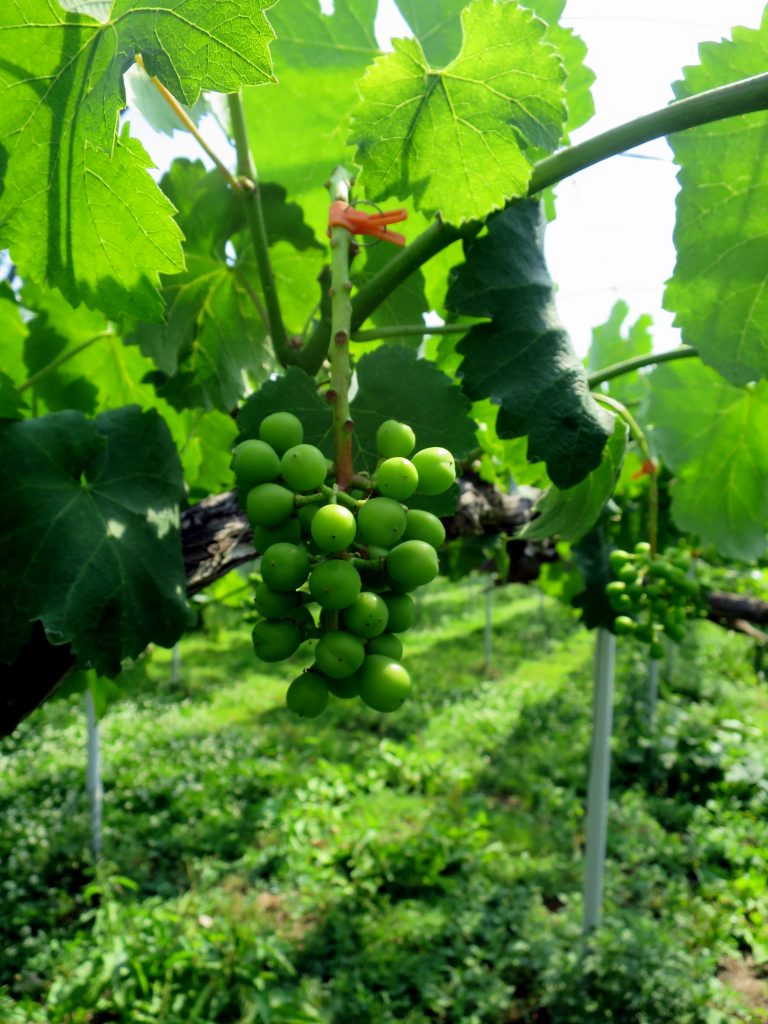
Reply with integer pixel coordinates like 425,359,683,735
315,631,366,679
311,504,356,553
308,560,362,610
281,444,328,493
649,640,665,660
402,509,445,548
356,497,407,548
342,592,389,638
618,564,638,584
253,583,298,619
634,541,652,557
356,655,411,713
252,517,302,553
386,540,439,592
232,439,280,490
325,671,360,700
260,543,311,592
614,615,636,636
251,620,301,662
375,457,418,501
376,419,416,459
285,605,316,637
412,447,456,495
259,412,303,455
297,503,320,536
247,483,295,529
286,671,328,718
609,549,633,574
380,591,415,633
366,633,403,659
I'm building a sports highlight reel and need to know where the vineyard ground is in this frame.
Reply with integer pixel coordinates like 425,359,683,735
1,581,767,1023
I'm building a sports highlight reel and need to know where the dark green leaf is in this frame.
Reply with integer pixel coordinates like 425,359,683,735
518,418,627,542
0,0,275,320
351,0,566,224
0,372,26,419
648,360,768,561
446,200,614,488
664,14,768,384
237,366,333,453
571,521,614,630
0,406,191,674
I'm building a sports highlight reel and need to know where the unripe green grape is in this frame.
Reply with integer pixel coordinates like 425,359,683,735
251,619,301,662
281,444,328,492
253,583,298,619
297,503,320,536
366,633,403,659
308,560,362,610
356,497,407,548
609,549,632,574
380,592,415,633
356,655,411,713
412,447,456,495
285,605,316,637
325,672,360,700
260,543,311,592
614,615,635,636
634,541,652,556
286,671,328,718
618,564,638,584
403,509,445,548
311,504,356,552
259,411,303,455
252,517,301,552
376,419,416,459
386,540,439,591
315,631,366,679
247,483,295,528
232,439,280,490
375,457,418,501
649,640,665,660
342,592,388,638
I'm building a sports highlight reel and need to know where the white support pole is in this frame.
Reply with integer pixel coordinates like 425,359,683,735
483,585,493,674
647,657,660,730
171,642,181,685
583,627,616,935
85,690,103,859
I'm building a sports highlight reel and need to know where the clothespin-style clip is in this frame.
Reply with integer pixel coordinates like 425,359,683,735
328,200,408,247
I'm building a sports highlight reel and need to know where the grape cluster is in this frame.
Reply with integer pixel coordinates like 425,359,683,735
606,542,702,657
231,412,456,717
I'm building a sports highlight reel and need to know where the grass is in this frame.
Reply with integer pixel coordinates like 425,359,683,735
1,577,767,1023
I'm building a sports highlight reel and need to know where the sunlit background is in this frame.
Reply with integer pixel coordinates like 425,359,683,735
125,0,768,356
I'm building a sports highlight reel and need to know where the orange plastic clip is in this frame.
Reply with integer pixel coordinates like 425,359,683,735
632,458,657,480
328,200,408,247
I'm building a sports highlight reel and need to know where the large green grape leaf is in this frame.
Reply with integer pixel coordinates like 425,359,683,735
518,418,627,542
0,405,191,675
648,360,768,561
395,0,594,136
664,14,768,385
243,0,380,237
0,0,275,321
350,0,566,225
446,200,614,488
586,300,653,408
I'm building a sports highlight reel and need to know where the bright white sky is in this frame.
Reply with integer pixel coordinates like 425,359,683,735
128,0,767,357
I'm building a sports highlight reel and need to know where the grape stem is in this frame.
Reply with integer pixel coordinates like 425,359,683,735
593,393,658,556
350,556,386,572
326,166,356,491
293,493,325,508
588,346,699,388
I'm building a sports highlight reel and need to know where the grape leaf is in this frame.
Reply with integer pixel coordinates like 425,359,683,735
664,14,768,385
350,0,566,224
351,239,429,349
236,366,333,453
446,200,614,488
518,418,627,542
395,0,594,136
0,372,26,419
0,283,29,387
648,360,768,561
586,300,653,408
0,0,276,320
0,406,191,674
243,0,380,237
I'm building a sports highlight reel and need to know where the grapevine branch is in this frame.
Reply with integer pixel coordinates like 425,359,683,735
326,167,356,489
227,92,291,366
296,73,768,376
3,482,767,739
587,346,699,388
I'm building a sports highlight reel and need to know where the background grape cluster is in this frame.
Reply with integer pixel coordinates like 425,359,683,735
231,413,456,716
606,543,704,658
